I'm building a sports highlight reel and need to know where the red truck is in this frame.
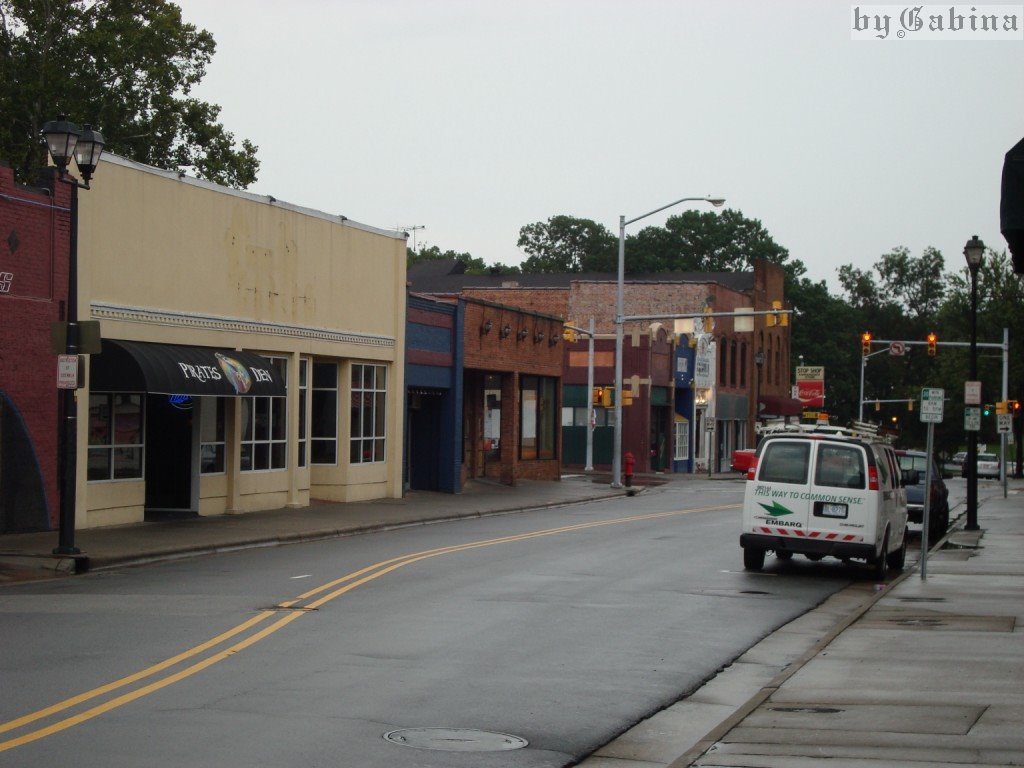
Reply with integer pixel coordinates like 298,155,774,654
730,448,757,474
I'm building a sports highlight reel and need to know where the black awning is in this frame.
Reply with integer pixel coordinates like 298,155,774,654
759,395,804,417
91,340,286,397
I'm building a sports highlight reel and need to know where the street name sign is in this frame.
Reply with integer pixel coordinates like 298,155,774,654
920,388,944,423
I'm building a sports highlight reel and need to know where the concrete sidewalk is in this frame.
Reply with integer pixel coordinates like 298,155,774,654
583,480,1024,768
0,472,653,579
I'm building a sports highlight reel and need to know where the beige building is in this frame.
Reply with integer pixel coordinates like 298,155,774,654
74,154,406,528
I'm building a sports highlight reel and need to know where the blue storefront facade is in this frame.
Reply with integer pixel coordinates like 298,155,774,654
404,294,463,493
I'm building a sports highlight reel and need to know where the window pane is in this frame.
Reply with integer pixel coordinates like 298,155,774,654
373,438,385,462
88,395,110,446
200,397,224,442
313,362,337,389
254,443,269,471
240,444,253,472
201,444,225,474
271,398,286,440
363,366,374,389
270,441,286,469
311,440,337,464
299,358,308,387
374,392,386,437
254,398,270,440
113,447,143,479
350,392,362,438
351,439,361,464
241,399,253,441
312,390,337,438
113,395,142,445
351,365,361,390
88,448,111,481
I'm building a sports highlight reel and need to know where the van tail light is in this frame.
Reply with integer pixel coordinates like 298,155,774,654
747,459,758,481
868,465,879,490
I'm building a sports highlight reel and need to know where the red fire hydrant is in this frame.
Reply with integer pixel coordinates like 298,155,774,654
624,451,635,487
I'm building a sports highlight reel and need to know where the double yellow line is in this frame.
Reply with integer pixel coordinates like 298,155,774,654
0,503,735,752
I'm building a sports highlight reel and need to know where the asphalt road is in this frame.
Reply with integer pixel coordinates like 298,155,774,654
0,478,916,768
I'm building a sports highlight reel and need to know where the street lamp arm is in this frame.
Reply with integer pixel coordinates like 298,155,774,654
623,196,724,227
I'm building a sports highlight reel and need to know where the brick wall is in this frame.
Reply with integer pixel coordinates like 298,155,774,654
0,164,70,531
461,287,569,320
462,299,563,375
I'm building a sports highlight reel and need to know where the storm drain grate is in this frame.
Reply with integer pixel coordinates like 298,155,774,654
383,728,528,752
768,706,843,714
897,596,947,603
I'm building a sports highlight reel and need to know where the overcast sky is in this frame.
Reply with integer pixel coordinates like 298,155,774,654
172,0,1022,285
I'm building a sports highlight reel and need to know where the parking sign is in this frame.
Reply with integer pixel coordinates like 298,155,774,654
920,388,944,423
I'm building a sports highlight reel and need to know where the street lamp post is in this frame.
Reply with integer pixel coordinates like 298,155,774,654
42,116,105,555
964,234,985,531
612,195,725,488
754,350,765,435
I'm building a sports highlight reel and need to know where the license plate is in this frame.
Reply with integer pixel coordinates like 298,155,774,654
818,502,848,518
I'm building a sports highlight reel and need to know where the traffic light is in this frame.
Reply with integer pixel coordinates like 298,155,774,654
927,332,937,356
861,332,872,355
997,400,1009,415
983,403,993,417
766,300,788,327
1013,400,1022,415
592,386,604,406
563,322,578,342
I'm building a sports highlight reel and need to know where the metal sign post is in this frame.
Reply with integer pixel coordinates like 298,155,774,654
919,388,944,581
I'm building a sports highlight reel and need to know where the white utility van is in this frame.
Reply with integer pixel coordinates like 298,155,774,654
740,433,909,578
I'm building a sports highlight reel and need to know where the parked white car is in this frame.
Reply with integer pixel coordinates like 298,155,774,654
977,453,1001,479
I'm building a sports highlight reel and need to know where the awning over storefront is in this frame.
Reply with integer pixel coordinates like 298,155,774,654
759,395,804,417
91,340,286,397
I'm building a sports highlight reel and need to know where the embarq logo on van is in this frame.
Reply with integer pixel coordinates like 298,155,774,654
757,501,794,518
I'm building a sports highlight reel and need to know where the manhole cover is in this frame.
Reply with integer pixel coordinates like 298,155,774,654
383,728,529,752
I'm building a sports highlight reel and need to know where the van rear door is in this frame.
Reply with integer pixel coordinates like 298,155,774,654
809,441,871,538
751,439,813,533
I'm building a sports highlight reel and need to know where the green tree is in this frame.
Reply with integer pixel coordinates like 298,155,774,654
628,209,792,274
408,245,519,276
517,216,617,273
0,0,259,188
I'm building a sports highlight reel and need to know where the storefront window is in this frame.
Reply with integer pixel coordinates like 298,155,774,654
241,357,287,472
312,361,338,464
350,363,386,464
520,376,557,460
88,393,143,481
199,397,225,474
674,419,690,461
484,375,501,461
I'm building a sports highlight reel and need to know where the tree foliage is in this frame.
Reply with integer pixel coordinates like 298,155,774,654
516,216,617,273
408,245,520,275
0,0,259,188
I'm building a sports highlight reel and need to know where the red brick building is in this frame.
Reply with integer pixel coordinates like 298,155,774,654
410,259,796,474
0,163,70,532
461,297,563,484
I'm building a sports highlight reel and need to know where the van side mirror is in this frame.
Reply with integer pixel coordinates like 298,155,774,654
903,469,920,486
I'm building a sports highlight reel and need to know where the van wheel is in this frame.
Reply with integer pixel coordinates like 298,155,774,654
886,527,907,570
775,550,793,561
871,533,890,580
743,547,765,571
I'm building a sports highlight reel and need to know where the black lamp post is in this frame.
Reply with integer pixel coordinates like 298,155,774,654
963,234,984,532
754,349,765,433
42,115,105,555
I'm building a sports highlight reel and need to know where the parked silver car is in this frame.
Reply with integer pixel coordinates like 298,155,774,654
963,452,1001,479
